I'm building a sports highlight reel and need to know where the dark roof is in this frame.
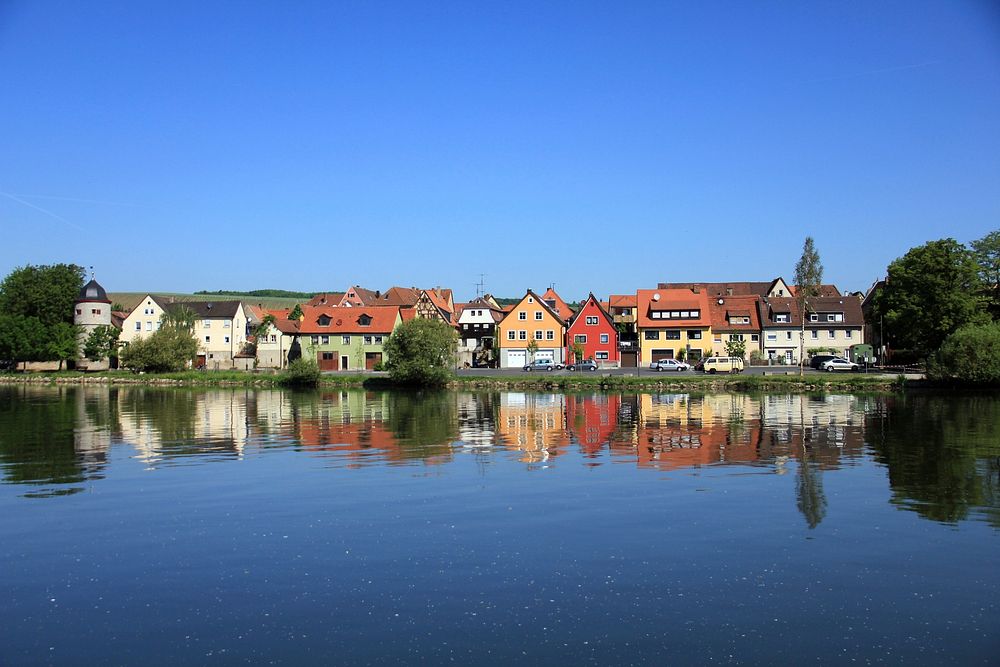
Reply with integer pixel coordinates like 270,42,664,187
77,279,110,303
167,300,244,318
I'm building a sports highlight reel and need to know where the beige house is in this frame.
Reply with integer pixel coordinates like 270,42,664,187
255,313,301,369
119,294,171,344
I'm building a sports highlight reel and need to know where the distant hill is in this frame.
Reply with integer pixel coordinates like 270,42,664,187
195,289,316,299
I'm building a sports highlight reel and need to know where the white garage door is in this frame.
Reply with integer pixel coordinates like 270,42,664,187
506,350,526,367
534,349,554,362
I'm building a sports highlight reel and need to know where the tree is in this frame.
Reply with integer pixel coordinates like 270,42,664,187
0,263,85,327
383,318,457,387
0,314,46,364
794,237,823,376
162,304,197,332
971,230,1000,319
570,340,585,363
120,325,199,372
83,325,121,362
875,238,986,359
46,322,80,371
928,322,1000,385
725,337,746,359
527,338,539,363
288,304,304,320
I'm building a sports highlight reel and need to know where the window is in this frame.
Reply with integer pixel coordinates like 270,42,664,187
311,336,319,344
688,331,702,340
463,323,469,330
92,308,100,315
665,331,681,340
600,333,609,344
595,351,609,360
146,321,153,331
847,330,853,338
586,316,598,325
205,336,211,342
534,330,544,340
527,297,534,303
519,330,527,340
519,312,526,320
810,314,818,322
775,314,789,323
223,321,231,328
714,334,722,343
358,315,372,326
828,330,835,339
270,335,276,343
786,332,792,340
574,334,587,344
535,311,543,320
318,315,331,326
767,333,777,341
135,322,141,331
731,334,744,341
811,330,818,339
364,336,373,344
342,336,351,345
508,331,516,340
76,309,83,315
203,321,210,329
374,336,383,344
751,334,759,342
644,330,660,340
546,330,554,340
224,336,230,344
321,335,330,344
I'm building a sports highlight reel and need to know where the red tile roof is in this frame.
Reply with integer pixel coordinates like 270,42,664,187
707,295,761,332
636,288,711,328
297,305,400,334
541,287,574,321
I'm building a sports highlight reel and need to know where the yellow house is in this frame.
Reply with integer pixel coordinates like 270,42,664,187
635,288,712,365
497,290,567,368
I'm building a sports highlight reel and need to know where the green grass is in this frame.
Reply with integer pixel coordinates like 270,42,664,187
1,369,904,392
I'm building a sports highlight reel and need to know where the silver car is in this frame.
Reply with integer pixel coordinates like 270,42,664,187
821,357,859,372
649,358,690,372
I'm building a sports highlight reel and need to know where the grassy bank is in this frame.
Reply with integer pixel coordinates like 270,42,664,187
0,369,908,392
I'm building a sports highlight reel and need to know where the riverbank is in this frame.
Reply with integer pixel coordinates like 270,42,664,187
0,369,910,392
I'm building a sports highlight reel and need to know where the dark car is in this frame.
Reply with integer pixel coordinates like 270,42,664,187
567,359,598,371
809,354,837,369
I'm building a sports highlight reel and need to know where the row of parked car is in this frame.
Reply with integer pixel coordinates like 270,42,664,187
649,357,746,373
522,359,598,372
522,354,861,373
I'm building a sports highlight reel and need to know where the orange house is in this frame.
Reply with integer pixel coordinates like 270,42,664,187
496,290,568,368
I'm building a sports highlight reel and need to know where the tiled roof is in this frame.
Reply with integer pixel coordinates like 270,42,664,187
568,293,616,329
167,300,244,318
306,293,346,307
541,287,574,321
298,305,400,334
376,286,422,307
636,288,711,328
609,294,636,307
707,295,761,332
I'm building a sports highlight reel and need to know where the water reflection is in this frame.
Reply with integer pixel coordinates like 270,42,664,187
0,386,998,525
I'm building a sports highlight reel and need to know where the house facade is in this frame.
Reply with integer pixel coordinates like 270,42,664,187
566,294,619,366
636,288,712,365
120,294,171,344
608,294,638,367
298,305,401,371
496,290,567,368
255,312,301,369
759,295,863,364
707,295,762,358
184,301,253,368
457,296,504,367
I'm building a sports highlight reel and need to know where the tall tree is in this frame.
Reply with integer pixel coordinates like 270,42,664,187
793,237,823,376
0,264,85,327
971,230,1000,319
383,318,457,387
875,238,985,359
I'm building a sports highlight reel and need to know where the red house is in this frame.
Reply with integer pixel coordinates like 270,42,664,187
565,293,619,366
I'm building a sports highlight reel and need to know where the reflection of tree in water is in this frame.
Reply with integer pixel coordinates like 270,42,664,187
387,390,458,461
0,386,88,488
796,458,827,529
870,394,1000,525
120,388,200,447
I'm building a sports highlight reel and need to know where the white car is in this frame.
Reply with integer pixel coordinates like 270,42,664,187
821,357,859,372
649,358,690,372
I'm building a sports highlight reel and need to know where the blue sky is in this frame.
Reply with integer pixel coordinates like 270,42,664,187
1,1,998,301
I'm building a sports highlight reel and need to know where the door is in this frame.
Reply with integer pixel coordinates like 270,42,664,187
534,349,554,362
365,352,382,370
341,355,349,370
620,351,637,368
506,350,526,368
317,351,338,371
651,349,674,362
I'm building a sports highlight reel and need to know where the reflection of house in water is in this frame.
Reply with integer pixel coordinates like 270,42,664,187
757,394,865,467
631,393,761,470
566,393,620,456
73,386,114,473
456,392,498,449
497,393,568,463
116,389,252,466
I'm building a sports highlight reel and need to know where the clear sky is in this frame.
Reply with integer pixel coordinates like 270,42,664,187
1,1,998,302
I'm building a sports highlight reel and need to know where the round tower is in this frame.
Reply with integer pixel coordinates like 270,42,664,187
74,277,113,370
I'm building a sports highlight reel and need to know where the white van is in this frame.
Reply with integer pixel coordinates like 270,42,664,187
701,356,745,374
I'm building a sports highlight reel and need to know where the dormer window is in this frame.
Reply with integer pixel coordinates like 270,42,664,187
810,314,818,322
775,313,789,323
86,287,98,298
318,315,331,326
358,314,372,326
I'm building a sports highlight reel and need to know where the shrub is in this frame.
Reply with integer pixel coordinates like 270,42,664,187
372,360,385,372
383,318,457,387
927,322,1000,385
279,357,321,388
120,326,198,372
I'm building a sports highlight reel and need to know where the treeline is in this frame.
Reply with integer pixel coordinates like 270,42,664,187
194,289,316,298
0,264,85,369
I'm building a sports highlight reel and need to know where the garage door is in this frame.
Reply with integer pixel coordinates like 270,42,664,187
534,349,554,362
506,350,526,367
651,349,674,362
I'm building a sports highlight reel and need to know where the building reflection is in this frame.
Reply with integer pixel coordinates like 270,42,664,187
496,393,568,463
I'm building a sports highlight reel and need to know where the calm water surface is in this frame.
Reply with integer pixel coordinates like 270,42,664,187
0,386,997,665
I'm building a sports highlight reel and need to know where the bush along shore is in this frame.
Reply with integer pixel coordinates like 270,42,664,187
0,369,911,392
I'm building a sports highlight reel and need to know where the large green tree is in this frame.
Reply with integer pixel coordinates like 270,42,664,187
793,237,823,375
971,230,1000,319
0,264,85,327
383,318,457,387
875,238,986,359
83,325,121,362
